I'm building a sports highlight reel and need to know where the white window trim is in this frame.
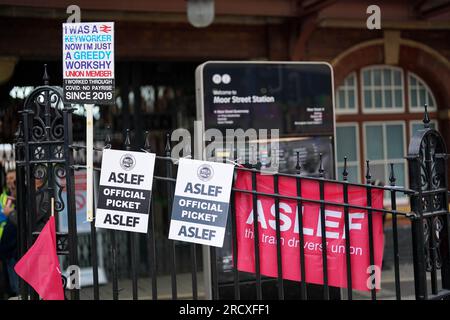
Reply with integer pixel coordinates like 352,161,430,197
335,72,358,115
362,121,408,188
407,71,438,113
336,122,361,182
361,65,405,114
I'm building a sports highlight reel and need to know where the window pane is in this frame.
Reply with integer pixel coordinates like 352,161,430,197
370,164,386,184
363,70,371,86
419,89,426,107
374,90,382,108
411,123,422,135
389,163,405,187
338,165,359,183
428,93,434,107
366,125,384,160
364,90,372,108
394,89,403,107
374,70,381,86
348,90,355,109
338,90,345,109
383,69,391,85
384,90,392,108
409,73,438,111
386,124,404,159
411,89,417,107
393,70,402,85
336,126,357,162
347,165,359,183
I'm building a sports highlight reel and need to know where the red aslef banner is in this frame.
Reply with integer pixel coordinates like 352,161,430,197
234,171,384,291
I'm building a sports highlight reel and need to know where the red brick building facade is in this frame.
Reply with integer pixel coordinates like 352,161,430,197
0,0,449,184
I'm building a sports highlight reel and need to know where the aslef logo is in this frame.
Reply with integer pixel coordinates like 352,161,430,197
197,164,214,181
212,74,231,84
120,153,136,171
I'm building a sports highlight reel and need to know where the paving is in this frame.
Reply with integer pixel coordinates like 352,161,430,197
76,262,433,300
79,272,206,300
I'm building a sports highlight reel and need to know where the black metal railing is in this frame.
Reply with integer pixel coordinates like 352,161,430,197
210,161,412,300
12,67,450,301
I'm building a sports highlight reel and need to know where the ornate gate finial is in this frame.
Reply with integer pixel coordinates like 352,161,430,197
144,131,151,152
365,160,372,184
423,104,430,129
343,157,348,181
43,64,50,86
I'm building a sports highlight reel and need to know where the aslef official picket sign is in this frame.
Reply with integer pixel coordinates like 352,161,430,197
168,158,234,247
95,149,156,233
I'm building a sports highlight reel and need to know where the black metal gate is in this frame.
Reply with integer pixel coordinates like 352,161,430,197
13,67,450,300
407,112,450,300
14,67,79,300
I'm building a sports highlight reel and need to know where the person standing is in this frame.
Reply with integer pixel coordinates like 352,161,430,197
0,170,18,297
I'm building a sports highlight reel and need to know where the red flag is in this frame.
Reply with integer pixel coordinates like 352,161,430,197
14,216,65,300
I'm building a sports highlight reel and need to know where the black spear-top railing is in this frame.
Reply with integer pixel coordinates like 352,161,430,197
12,65,450,301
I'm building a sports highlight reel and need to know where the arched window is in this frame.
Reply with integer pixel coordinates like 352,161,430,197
336,72,358,114
335,65,439,189
408,71,437,112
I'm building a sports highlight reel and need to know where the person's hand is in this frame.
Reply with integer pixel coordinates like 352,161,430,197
3,203,14,216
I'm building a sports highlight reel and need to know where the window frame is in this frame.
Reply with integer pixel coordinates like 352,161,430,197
335,72,359,115
360,65,406,114
362,121,407,188
407,71,438,113
335,122,361,182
